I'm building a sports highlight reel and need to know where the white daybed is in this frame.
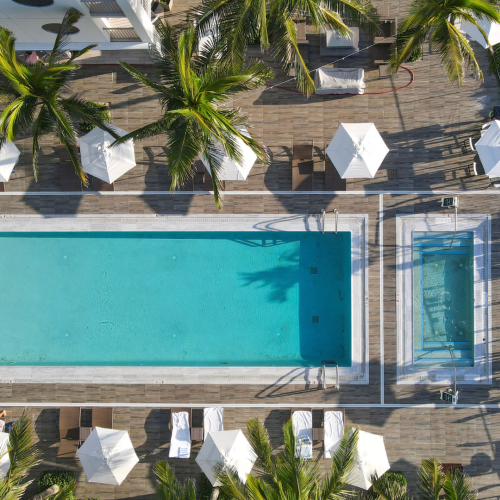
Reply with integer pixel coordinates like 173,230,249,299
315,67,365,95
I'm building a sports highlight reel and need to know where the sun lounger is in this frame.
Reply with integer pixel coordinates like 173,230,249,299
291,408,313,459
169,408,191,458
325,155,346,191
57,407,81,459
292,159,313,190
203,407,224,440
92,407,114,429
323,409,345,459
314,67,365,95
58,145,82,191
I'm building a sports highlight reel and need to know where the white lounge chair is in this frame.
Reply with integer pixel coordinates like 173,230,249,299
204,407,224,440
291,408,312,459
324,409,345,459
169,409,191,458
314,67,365,95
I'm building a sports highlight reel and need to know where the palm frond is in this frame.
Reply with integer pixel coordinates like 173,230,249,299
246,418,275,478
32,105,54,181
368,472,408,500
418,457,445,500
47,8,85,65
442,469,477,500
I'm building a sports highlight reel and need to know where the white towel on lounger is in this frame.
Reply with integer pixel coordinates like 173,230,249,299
324,411,344,459
292,411,312,459
169,412,191,458
204,407,223,440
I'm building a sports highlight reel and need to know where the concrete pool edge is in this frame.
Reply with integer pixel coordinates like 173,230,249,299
0,213,369,385
396,214,492,385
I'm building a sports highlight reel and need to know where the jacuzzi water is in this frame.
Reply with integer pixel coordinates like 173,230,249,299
1,231,352,367
413,231,474,368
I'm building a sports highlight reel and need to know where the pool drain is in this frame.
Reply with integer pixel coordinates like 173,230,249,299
310,267,318,274
312,316,320,323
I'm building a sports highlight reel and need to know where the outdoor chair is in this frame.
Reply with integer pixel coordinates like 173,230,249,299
320,408,345,458
169,408,192,458
461,137,476,154
293,142,313,160
57,407,81,459
92,407,114,429
466,162,478,177
196,407,224,441
58,145,83,192
291,408,313,459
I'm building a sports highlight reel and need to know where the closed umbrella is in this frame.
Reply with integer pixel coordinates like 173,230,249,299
348,430,390,490
201,126,257,181
80,125,136,184
0,432,10,480
475,120,500,176
77,427,139,486
457,17,500,48
196,430,257,486
326,123,389,179
0,141,20,182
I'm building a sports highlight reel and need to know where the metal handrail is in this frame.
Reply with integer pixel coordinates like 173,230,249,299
321,209,326,234
321,361,339,390
334,209,339,234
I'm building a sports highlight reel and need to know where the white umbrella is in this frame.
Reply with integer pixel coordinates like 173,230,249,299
326,123,389,179
80,125,136,184
201,126,257,180
0,141,20,182
348,430,390,490
457,17,500,48
0,432,10,480
196,430,257,486
475,120,500,177
77,427,139,486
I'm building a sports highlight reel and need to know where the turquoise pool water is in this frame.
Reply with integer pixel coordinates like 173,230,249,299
413,231,474,368
1,231,352,367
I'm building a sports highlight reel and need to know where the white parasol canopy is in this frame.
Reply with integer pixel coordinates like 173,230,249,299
475,119,500,176
196,430,257,486
0,432,10,480
457,17,500,48
77,427,139,486
201,126,257,180
348,430,390,490
326,123,389,179
0,141,20,182
80,125,136,184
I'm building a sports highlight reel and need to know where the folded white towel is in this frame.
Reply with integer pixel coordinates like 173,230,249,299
292,411,312,459
169,412,191,458
324,411,344,459
204,407,223,440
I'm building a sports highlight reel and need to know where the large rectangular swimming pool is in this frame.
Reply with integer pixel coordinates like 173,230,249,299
413,231,474,368
2,231,352,367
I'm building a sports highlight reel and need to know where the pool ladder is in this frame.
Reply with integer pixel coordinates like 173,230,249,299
320,209,339,235
321,361,339,390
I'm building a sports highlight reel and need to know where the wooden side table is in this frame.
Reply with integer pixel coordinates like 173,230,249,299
312,427,324,441
79,426,92,443
191,427,204,442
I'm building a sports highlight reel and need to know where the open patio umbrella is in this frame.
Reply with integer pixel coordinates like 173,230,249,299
457,17,500,48
0,432,10,480
201,126,257,181
196,430,257,486
348,430,390,490
80,124,136,184
475,120,500,176
77,427,139,485
0,141,20,182
326,123,389,178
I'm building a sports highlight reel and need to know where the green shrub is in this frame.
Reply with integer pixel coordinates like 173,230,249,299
198,473,213,500
78,101,111,135
357,471,407,500
384,470,407,486
38,470,75,493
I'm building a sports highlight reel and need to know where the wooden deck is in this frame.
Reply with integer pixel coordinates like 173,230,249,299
1,0,500,498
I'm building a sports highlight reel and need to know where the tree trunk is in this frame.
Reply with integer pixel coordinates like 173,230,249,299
210,487,220,500
30,485,59,500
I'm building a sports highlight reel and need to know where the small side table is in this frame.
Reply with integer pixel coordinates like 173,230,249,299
191,427,204,441
312,427,324,441
79,427,92,443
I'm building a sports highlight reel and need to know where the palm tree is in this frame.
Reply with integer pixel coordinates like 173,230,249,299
153,461,197,500
388,0,500,85
194,0,380,96
366,457,477,500
0,409,41,500
115,22,272,208
216,418,359,500
0,8,119,184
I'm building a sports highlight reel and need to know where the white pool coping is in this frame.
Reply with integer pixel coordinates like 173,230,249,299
0,213,369,385
396,214,492,385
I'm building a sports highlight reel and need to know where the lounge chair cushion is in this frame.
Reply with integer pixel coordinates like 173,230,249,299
292,411,312,459
324,411,344,459
204,408,223,439
314,67,365,95
169,412,191,458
